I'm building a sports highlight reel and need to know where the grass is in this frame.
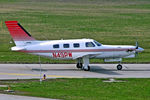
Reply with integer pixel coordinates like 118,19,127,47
0,0,150,63
0,78,150,100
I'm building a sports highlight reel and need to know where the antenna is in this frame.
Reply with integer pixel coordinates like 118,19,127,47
39,56,42,84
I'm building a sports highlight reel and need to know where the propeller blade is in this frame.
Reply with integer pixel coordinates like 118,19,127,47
135,41,139,58
135,52,138,57
136,41,139,49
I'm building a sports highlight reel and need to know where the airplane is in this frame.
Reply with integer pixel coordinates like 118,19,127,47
5,21,144,71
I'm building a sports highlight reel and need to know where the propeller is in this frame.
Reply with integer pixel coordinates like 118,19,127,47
135,41,139,57
134,38,144,63
136,41,139,49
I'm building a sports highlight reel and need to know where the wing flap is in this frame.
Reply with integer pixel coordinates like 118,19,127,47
73,52,101,59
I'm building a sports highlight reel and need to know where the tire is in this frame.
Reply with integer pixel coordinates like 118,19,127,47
76,63,82,68
84,66,90,71
117,64,122,70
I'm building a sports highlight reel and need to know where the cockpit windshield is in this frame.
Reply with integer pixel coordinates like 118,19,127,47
94,40,102,46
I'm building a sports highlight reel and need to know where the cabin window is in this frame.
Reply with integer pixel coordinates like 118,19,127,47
73,43,80,48
85,42,95,47
63,44,69,48
94,40,101,46
53,44,59,48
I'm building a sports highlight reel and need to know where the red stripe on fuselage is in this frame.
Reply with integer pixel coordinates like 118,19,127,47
18,48,135,53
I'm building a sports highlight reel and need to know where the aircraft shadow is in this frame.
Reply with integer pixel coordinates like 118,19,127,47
121,69,150,71
89,65,121,75
31,65,150,76
31,65,121,75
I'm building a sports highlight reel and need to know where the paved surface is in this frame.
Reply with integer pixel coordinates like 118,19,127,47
0,64,150,79
0,94,58,100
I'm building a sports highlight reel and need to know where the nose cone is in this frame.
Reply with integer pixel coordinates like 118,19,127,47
136,47,144,52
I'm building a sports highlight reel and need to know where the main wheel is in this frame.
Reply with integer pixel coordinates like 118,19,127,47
117,64,122,70
76,63,82,68
83,66,90,71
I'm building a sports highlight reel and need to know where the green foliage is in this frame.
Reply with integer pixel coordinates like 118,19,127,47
0,0,150,63
1,78,150,100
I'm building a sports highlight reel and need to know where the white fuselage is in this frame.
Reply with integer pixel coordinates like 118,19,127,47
6,21,144,71
12,39,138,61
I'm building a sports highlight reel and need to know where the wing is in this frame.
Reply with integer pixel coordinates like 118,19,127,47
73,52,102,59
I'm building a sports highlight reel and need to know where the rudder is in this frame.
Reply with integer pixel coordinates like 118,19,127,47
5,21,36,46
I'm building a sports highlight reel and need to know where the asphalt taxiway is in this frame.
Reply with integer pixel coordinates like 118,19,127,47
0,64,150,79
0,94,58,100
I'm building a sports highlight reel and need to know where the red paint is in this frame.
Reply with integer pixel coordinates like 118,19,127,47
52,52,72,58
19,48,135,53
5,21,35,41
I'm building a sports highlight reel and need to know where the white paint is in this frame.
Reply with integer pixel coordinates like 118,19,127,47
6,21,144,70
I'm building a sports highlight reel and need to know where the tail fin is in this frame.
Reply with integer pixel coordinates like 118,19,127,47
5,21,36,46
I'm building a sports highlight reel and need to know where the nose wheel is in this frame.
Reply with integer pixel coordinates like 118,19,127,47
117,64,122,70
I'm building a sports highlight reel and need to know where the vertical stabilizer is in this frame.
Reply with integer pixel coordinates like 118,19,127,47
5,21,36,46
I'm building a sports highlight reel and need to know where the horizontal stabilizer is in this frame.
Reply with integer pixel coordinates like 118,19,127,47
11,46,25,51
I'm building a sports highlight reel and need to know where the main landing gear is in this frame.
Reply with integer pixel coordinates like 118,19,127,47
82,65,90,71
76,58,82,68
76,58,123,71
76,57,90,71
76,63,82,68
76,63,90,71
117,64,122,70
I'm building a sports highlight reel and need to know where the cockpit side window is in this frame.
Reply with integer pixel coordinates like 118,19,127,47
94,40,102,46
85,42,95,47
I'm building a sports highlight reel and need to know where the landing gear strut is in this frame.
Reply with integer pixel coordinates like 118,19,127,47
76,58,82,69
82,56,90,71
76,57,91,71
117,64,122,70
